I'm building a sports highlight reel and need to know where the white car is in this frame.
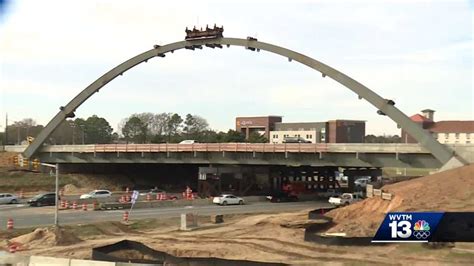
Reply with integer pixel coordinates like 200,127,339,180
355,177,371,189
212,194,244,206
0,193,19,204
80,190,112,199
179,140,197,144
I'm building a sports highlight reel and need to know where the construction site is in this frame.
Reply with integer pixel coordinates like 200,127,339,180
0,146,473,265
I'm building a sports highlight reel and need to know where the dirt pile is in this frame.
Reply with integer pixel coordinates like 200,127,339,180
326,164,474,237
10,227,82,249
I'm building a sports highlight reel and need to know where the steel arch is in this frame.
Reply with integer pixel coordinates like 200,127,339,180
22,37,455,164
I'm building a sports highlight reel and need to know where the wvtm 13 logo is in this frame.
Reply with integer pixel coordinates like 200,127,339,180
372,212,444,243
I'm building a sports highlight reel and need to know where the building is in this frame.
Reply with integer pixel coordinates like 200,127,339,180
401,109,474,144
236,116,282,139
270,122,327,143
268,120,365,144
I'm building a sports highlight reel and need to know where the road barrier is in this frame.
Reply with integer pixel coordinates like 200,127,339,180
373,189,382,196
72,201,77,210
146,194,151,201
8,243,17,253
7,218,14,230
122,211,129,222
366,184,374,198
381,192,393,200
64,201,69,209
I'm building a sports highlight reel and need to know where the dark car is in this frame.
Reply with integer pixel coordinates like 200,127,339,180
266,192,298,203
28,193,59,207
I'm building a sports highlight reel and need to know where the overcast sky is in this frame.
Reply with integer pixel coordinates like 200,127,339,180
0,0,472,135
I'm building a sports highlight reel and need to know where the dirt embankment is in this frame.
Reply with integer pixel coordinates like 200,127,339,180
326,164,474,237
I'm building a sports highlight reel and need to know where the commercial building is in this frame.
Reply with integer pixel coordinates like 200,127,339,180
401,109,474,144
236,116,365,143
235,116,282,139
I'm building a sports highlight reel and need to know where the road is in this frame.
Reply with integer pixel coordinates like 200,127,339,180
0,201,330,229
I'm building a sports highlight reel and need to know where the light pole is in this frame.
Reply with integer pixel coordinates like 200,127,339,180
41,163,59,226
69,121,76,145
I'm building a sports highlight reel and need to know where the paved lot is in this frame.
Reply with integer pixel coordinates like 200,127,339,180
0,201,330,229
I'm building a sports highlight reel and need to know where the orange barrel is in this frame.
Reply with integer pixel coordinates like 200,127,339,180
8,243,17,253
6,218,14,230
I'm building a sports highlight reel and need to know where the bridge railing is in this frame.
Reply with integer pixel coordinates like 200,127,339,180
92,143,331,153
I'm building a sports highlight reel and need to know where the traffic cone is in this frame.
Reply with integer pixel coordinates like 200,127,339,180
8,243,17,253
6,218,14,230
123,211,129,222
125,187,129,194
125,195,130,202
72,201,77,210
60,200,65,208
93,201,98,210
156,193,160,200
64,201,69,209
82,203,87,211
146,194,151,201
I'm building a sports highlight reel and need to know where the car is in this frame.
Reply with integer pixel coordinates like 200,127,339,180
179,140,197,144
139,188,166,196
0,193,19,204
282,137,311,143
317,189,342,199
212,194,244,206
28,193,59,207
266,192,298,203
79,190,112,199
355,177,372,189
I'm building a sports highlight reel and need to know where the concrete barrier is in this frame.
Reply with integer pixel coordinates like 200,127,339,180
0,251,30,265
373,189,382,196
70,259,115,266
381,192,393,200
29,255,71,266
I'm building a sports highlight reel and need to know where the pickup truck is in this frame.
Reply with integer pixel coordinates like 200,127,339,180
328,193,363,206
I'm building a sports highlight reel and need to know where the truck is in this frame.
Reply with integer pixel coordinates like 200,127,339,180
328,193,363,206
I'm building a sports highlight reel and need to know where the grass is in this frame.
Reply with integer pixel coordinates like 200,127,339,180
0,169,78,192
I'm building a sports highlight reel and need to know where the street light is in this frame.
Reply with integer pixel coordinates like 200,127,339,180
40,163,60,226
69,121,76,145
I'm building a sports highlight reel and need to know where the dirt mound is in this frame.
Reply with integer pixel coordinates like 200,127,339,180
326,164,474,237
10,227,81,249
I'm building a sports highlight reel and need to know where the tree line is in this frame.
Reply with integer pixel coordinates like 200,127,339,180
1,113,267,145
1,114,402,145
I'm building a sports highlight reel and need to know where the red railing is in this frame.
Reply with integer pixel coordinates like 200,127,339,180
93,143,329,153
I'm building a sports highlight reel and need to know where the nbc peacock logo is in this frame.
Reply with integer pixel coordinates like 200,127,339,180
413,220,431,239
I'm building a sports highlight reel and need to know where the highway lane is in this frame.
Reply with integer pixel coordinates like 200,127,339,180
0,201,330,229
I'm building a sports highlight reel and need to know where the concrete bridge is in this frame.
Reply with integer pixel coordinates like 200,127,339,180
5,143,473,168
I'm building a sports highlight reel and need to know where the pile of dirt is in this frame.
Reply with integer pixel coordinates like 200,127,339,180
326,164,474,237
10,227,82,249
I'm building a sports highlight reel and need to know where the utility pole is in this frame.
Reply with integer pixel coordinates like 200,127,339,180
41,163,60,226
4,113,8,145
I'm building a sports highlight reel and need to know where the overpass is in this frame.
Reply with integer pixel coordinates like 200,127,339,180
6,143,474,168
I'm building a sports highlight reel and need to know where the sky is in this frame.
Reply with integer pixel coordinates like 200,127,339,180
0,0,472,136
